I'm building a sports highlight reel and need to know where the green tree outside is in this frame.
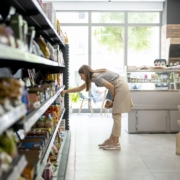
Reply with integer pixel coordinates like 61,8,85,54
93,12,157,52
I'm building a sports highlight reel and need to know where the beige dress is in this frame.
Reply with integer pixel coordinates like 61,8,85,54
91,70,133,113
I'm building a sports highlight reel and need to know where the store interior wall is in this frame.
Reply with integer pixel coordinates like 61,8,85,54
161,0,180,59
50,0,180,113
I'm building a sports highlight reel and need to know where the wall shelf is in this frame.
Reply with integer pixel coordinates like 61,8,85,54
127,69,180,73
15,85,65,132
34,108,66,180
0,104,27,135
0,44,65,69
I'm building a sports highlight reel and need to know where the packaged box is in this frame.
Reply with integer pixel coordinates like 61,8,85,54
27,131,50,140
19,149,42,159
20,139,44,149
19,150,41,175
60,119,65,131
22,162,34,180
28,86,50,100
25,155,41,175
25,136,47,147
42,2,56,30
42,163,53,180
31,128,52,135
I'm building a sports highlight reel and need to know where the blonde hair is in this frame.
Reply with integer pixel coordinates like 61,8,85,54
78,65,106,91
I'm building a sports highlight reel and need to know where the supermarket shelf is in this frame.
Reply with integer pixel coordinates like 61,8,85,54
0,104,27,135
127,69,180,73
52,130,71,180
1,155,27,180
34,108,66,180
15,86,65,132
56,130,71,180
52,131,67,179
0,44,65,68
1,0,64,46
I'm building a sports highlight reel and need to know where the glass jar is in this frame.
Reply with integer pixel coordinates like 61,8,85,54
45,114,54,129
36,115,46,128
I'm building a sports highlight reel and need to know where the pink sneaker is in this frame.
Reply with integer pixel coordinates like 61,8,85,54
103,142,121,150
98,139,112,148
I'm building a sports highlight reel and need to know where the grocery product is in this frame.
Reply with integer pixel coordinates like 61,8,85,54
0,130,17,158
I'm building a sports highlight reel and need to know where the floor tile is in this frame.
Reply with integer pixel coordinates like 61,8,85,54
141,156,180,172
75,172,156,180
153,172,180,180
65,113,179,180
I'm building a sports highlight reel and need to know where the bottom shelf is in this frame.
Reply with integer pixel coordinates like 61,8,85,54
34,109,66,180
52,130,71,180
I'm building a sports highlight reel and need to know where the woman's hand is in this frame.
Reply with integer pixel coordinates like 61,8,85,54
105,100,113,109
61,90,66,96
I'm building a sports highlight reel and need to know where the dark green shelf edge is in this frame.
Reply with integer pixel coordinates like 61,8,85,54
57,130,71,180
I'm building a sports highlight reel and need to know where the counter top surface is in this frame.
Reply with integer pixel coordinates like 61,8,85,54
130,90,179,92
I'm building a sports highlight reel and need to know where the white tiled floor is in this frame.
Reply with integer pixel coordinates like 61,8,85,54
65,113,180,180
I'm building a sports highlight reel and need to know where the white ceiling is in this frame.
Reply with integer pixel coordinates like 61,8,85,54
43,0,165,1
42,0,165,10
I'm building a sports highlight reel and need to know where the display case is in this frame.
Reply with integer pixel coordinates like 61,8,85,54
123,68,180,133
126,69,180,90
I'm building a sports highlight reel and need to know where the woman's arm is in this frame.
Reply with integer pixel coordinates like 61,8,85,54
102,80,115,100
62,83,86,94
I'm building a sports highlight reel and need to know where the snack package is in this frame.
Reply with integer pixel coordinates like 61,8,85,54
38,35,50,59
0,148,12,177
32,40,44,57
42,162,53,180
51,144,58,155
47,42,55,61
0,130,18,158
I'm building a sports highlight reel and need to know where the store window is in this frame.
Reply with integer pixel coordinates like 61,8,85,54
56,12,88,23
62,26,88,109
91,12,124,23
91,26,124,109
92,26,124,73
127,26,160,66
128,12,160,23
58,11,161,112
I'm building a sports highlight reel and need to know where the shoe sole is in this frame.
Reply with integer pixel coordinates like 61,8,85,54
98,145,109,148
103,146,121,150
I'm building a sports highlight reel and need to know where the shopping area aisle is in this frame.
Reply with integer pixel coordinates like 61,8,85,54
65,113,180,180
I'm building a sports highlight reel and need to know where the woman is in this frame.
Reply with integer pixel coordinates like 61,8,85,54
61,65,133,150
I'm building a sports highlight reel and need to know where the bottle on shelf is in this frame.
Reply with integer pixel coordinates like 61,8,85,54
64,32,69,44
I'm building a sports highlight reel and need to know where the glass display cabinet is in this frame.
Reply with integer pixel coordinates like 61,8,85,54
123,68,180,133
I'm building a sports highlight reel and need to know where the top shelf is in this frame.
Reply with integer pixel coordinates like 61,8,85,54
0,44,65,69
1,0,64,46
127,69,180,73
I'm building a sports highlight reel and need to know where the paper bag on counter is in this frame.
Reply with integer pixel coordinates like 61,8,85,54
176,133,180,155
